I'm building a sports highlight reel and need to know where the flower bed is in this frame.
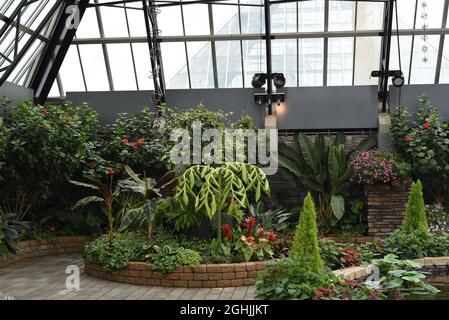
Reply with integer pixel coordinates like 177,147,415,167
84,259,268,288
0,236,91,268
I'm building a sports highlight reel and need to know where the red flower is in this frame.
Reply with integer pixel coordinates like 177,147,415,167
404,135,411,142
423,121,430,129
66,116,73,124
107,167,114,175
40,108,49,116
122,138,129,145
131,142,138,151
266,231,277,242
244,216,256,236
222,224,232,241
137,139,145,145
315,288,332,299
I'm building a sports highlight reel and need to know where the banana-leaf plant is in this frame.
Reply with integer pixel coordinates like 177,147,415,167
279,133,376,229
0,213,29,255
117,165,177,240
70,172,120,244
175,163,270,246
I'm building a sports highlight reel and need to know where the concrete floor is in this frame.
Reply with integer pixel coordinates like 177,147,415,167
0,254,257,300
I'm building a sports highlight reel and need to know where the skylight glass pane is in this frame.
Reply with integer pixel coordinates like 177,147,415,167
298,0,324,32
328,37,354,86
241,0,265,34
242,40,266,88
328,0,355,32
161,42,189,89
298,38,323,87
410,35,440,84
271,2,296,33
100,7,129,37
216,41,243,88
78,44,109,91
187,42,214,88
389,36,413,85
272,39,297,87
213,1,240,35
107,44,137,91
76,8,100,38
393,0,416,30
131,43,154,90
48,79,60,97
183,4,210,35
158,3,184,36
356,2,384,31
354,37,381,85
59,45,85,93
438,35,449,83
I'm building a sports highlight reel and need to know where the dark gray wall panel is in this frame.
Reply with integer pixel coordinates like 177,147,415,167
390,85,449,121
0,82,33,105
277,86,379,130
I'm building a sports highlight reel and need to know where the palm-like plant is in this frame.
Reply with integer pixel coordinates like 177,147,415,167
175,163,270,244
279,133,376,229
118,165,177,240
70,173,119,244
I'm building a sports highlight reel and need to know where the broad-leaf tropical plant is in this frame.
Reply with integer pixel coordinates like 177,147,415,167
70,171,120,244
0,213,29,255
279,133,376,229
175,163,270,245
118,165,177,240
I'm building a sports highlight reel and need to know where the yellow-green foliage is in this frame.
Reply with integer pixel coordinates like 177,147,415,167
403,180,428,233
290,192,324,272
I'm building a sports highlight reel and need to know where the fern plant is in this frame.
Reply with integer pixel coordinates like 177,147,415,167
175,163,270,245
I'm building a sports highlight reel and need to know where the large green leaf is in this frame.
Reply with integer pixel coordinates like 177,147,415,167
124,165,144,184
69,180,99,190
297,133,320,174
330,195,345,220
71,196,104,210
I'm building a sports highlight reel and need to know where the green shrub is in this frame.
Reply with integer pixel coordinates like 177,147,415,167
144,245,201,275
84,233,146,271
319,239,344,270
290,193,324,272
256,258,334,300
403,180,428,233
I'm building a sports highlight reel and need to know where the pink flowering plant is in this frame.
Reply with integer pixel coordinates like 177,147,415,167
426,204,449,235
349,149,408,187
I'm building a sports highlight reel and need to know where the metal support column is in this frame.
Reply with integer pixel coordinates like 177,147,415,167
264,0,272,115
378,0,394,113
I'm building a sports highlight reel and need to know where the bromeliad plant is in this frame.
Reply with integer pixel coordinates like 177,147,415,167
175,163,270,248
279,133,376,229
118,165,177,240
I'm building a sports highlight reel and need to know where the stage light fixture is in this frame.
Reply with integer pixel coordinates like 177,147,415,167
251,73,267,88
272,73,286,88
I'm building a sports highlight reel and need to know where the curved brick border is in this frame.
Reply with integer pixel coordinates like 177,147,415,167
0,236,91,269
85,259,269,288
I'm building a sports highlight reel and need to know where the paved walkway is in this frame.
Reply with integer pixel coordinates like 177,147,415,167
0,254,257,300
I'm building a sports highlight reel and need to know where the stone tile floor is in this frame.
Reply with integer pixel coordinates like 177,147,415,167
0,254,257,300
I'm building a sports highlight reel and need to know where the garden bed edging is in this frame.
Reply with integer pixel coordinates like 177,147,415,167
0,236,91,269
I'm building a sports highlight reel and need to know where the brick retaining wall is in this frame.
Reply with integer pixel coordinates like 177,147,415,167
0,236,91,269
365,180,411,237
85,260,269,288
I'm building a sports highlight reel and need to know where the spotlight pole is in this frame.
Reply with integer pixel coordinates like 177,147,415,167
264,0,272,116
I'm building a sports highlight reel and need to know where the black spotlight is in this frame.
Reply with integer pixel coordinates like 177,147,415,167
251,73,267,88
272,73,286,89
392,71,405,88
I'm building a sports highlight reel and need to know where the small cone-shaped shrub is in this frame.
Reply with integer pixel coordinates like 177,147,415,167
403,179,428,233
290,192,324,272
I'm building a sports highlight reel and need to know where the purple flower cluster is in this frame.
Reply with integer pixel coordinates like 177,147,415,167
350,149,401,187
427,204,449,235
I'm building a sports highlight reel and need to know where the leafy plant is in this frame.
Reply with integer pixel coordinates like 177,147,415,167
290,193,324,272
175,163,270,246
118,165,177,240
144,244,201,275
0,213,28,255
319,239,344,270
426,203,449,235
372,254,440,296
70,170,120,244
248,202,293,232
279,133,376,228
403,180,428,233
84,233,146,271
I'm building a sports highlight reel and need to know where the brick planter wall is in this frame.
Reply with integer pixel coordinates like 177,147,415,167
0,236,91,269
85,260,269,288
365,180,411,237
